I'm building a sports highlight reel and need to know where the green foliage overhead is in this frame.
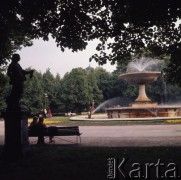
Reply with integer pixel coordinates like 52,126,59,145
0,0,101,64
1,1,181,67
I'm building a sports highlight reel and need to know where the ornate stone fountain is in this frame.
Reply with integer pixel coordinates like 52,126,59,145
120,71,161,107
106,57,181,118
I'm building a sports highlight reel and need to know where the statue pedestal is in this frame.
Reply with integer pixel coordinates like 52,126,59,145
1,110,30,162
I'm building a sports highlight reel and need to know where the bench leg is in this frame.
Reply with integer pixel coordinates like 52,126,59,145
76,136,81,144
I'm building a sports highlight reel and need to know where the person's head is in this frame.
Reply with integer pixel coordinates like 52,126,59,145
32,116,38,123
39,117,44,123
12,54,20,62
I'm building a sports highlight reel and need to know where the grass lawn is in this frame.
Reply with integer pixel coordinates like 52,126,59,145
28,115,181,126
0,146,181,180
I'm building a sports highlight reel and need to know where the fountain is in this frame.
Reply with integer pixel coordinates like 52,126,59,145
106,57,181,119
70,56,181,121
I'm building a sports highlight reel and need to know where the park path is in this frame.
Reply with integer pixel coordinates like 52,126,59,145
79,125,181,147
0,121,181,147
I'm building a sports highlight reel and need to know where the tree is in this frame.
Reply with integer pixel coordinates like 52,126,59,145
2,0,181,104
146,77,181,104
94,67,127,100
61,68,89,113
0,68,10,111
21,69,44,114
165,48,181,85
0,1,33,64
50,73,63,113
42,68,56,109
1,1,181,73
90,1,181,65
0,0,102,65
94,67,113,100
86,69,103,107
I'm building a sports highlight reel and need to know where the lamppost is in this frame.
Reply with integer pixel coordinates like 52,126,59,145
44,93,48,110
92,99,95,109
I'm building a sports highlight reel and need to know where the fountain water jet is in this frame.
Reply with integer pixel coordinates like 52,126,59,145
92,97,132,114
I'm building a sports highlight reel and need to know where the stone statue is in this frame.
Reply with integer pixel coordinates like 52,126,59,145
6,54,34,111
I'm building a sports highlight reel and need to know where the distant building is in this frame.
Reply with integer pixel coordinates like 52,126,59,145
85,64,94,74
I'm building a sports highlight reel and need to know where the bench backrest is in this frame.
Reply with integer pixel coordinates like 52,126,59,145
28,126,81,137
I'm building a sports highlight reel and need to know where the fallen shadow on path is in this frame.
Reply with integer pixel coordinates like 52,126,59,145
0,145,181,180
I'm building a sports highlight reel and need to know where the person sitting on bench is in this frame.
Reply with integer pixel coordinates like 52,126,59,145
29,116,38,127
37,117,54,144
36,117,46,144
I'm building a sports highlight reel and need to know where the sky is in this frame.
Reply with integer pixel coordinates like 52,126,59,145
18,37,117,77
17,19,181,77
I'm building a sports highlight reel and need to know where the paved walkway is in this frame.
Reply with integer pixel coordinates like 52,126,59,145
0,121,181,147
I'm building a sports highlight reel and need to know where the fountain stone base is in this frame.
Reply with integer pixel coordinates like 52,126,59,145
107,106,181,119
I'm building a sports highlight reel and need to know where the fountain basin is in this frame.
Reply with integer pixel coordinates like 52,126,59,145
106,105,181,118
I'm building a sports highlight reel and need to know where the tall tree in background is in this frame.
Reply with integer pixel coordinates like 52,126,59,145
61,68,89,113
86,69,103,107
22,69,44,114
94,67,114,100
51,73,62,113
42,68,56,109
1,65,181,114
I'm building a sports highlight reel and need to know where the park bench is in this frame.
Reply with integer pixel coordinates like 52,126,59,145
28,126,82,144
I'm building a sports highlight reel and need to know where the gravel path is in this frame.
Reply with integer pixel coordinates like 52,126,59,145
0,121,181,147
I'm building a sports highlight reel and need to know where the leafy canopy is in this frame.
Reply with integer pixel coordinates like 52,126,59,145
1,0,181,83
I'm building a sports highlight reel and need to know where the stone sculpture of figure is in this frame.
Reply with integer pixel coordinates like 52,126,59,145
6,54,34,111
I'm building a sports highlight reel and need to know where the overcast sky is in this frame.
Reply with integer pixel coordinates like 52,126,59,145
18,37,116,77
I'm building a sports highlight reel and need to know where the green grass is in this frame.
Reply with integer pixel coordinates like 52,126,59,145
28,116,181,126
0,146,181,180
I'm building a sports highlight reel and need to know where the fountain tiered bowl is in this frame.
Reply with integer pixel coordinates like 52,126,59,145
119,71,161,84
